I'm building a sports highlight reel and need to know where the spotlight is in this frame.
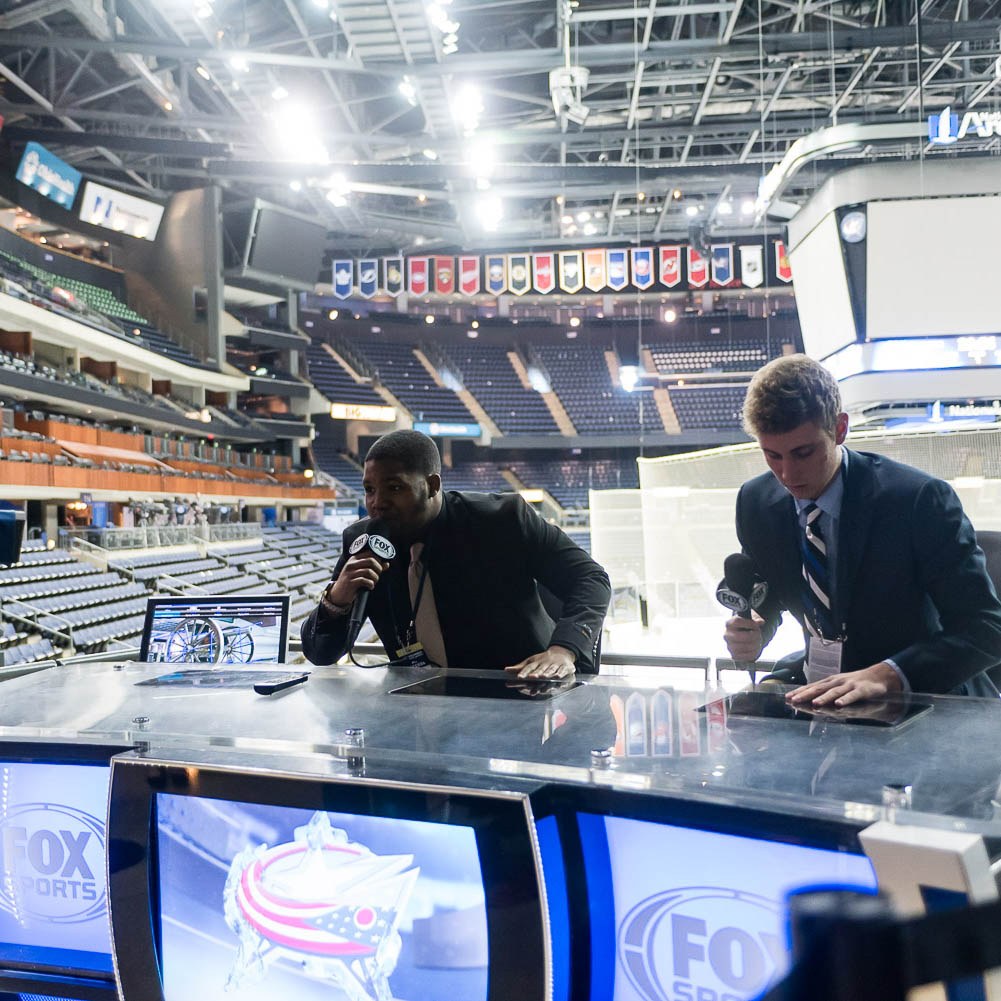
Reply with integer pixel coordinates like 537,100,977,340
663,307,677,323
471,320,480,328
685,204,699,217
328,309,339,320
569,317,581,328
425,314,435,324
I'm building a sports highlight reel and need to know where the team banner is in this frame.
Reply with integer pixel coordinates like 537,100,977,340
606,249,628,291
533,252,556,293
383,256,404,295
559,251,583,293
458,255,480,296
775,240,793,282
485,255,507,295
508,254,531,296
711,244,734,287
659,246,682,288
630,247,654,289
357,259,378,299
433,256,455,294
408,256,429,296
332,259,353,299
739,245,764,288
584,249,607,291
687,246,709,288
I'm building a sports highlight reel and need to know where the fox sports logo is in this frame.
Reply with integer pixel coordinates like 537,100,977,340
618,886,783,1001
0,803,107,924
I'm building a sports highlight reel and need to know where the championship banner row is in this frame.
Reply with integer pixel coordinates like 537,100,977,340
331,242,794,299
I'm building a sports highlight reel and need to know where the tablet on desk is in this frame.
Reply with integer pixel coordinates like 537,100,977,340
390,674,582,701
697,690,933,728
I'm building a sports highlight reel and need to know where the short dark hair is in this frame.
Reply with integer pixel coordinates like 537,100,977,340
365,429,441,476
743,354,842,437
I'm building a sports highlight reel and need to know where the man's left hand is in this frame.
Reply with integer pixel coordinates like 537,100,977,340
786,661,903,707
505,645,577,680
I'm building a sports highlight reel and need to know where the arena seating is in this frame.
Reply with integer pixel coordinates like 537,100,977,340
668,386,747,431
439,342,559,434
534,344,663,434
305,341,387,407
647,340,784,375
349,338,475,423
509,457,640,510
444,462,511,492
312,438,364,494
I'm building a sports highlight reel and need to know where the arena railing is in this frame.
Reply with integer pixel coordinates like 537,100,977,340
59,523,263,550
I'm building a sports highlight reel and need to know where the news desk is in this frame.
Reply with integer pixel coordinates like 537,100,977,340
0,661,1000,1001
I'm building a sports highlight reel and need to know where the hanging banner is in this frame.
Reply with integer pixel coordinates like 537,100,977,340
687,246,709,288
606,249,628,291
433,256,455,294
739,245,764,288
458,255,480,296
532,252,556,293
332,259,353,299
584,249,606,291
630,247,654,290
508,254,531,295
485,255,507,295
711,244,734,287
383,256,404,295
559,251,583,293
659,246,682,288
775,240,793,282
408,257,430,296
357,259,378,299
16,142,82,208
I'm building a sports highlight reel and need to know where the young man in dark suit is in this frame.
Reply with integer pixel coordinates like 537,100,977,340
724,354,1001,705
302,430,610,679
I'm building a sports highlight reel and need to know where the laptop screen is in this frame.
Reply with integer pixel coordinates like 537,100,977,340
139,595,290,665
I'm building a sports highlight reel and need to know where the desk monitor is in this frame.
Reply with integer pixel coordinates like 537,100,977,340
0,742,125,1001
139,594,291,665
108,757,549,1001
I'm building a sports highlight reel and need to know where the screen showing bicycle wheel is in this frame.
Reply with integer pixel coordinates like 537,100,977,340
139,595,291,665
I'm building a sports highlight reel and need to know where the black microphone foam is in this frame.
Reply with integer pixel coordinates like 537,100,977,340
346,518,395,647
724,553,757,601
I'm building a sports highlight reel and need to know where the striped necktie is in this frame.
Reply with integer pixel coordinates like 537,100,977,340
801,502,837,639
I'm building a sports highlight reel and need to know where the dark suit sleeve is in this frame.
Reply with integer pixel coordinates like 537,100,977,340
886,478,1001,692
300,546,353,666
735,482,787,651
512,497,611,671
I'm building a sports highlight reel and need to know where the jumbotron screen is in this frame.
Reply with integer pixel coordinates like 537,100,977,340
155,794,489,1001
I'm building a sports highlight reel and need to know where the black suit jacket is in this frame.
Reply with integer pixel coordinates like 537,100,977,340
736,448,1001,696
301,491,611,672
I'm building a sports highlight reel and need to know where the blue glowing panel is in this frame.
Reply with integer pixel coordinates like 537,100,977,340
0,763,112,972
156,795,488,1001
579,814,877,1001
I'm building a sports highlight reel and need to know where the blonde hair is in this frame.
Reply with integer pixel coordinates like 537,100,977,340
743,354,842,437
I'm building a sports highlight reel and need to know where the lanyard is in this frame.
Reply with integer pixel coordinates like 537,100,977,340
386,537,433,649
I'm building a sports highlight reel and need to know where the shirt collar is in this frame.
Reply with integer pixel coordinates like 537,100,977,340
794,446,847,519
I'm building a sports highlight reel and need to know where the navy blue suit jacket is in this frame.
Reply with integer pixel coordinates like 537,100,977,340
736,448,1001,696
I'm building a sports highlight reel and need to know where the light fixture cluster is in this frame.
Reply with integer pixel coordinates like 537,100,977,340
427,0,460,55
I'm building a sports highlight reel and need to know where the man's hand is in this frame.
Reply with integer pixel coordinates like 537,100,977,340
325,555,390,608
724,612,765,663
786,661,903,707
505,645,577,680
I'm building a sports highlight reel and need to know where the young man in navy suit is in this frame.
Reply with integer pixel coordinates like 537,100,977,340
724,354,1001,705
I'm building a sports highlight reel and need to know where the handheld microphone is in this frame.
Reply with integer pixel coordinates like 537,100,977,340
717,553,768,684
345,519,396,649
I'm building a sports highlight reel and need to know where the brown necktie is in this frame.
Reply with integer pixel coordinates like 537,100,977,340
408,542,448,667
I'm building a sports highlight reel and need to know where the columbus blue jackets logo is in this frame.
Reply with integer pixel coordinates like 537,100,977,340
223,812,418,997
0,802,107,924
618,886,783,1001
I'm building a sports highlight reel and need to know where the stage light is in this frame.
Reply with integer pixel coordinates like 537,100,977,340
576,210,591,223
561,214,574,225
673,189,682,199
663,307,677,323
741,199,756,215
717,201,733,215
328,309,339,320
569,317,581,327
637,191,646,201
304,468,315,478
163,100,173,111
583,223,596,235
685,204,699,217
425,314,435,324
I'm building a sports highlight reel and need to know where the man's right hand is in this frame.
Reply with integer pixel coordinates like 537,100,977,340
724,613,765,663
325,555,390,607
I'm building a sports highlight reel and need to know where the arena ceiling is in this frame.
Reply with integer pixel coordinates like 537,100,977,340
0,0,999,256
